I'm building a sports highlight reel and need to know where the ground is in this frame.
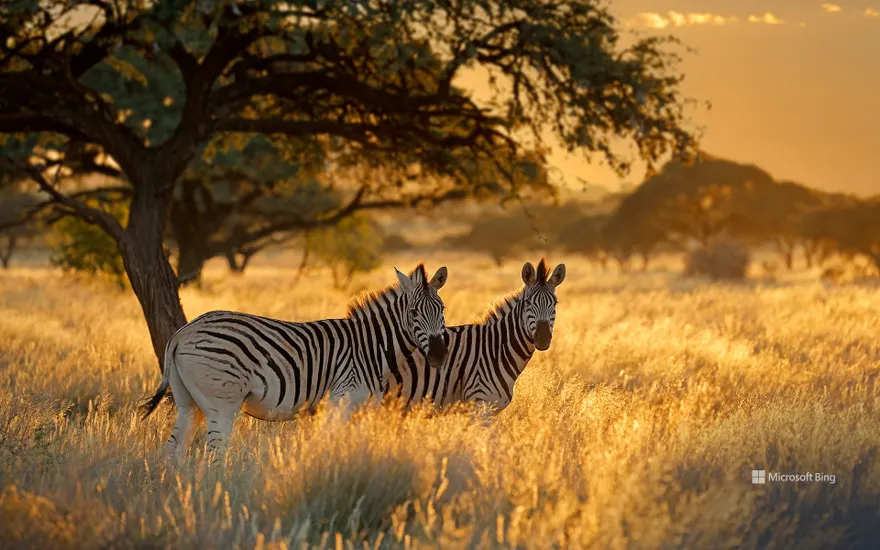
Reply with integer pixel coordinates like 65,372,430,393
1,253,879,549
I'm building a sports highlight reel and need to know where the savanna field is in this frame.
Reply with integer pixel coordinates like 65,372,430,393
2,254,879,549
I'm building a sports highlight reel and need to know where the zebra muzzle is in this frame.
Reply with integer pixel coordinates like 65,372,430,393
427,335,448,368
535,321,552,351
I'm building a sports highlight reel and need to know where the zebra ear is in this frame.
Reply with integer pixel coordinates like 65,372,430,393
429,266,447,290
521,262,536,286
548,264,566,287
395,267,414,292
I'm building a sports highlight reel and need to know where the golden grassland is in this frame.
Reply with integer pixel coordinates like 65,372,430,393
1,253,879,549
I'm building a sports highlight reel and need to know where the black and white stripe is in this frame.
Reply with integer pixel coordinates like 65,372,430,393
383,259,565,414
140,264,448,461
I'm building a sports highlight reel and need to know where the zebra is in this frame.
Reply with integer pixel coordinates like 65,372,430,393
139,264,449,462
382,259,565,415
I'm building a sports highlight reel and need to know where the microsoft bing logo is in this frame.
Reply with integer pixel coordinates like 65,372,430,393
752,469,766,484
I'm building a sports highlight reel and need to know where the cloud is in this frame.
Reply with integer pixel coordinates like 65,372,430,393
633,11,735,29
867,8,880,17
821,3,842,13
748,12,785,24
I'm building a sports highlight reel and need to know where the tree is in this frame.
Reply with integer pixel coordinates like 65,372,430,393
603,154,843,270
802,200,880,275
557,213,611,267
448,201,584,265
306,214,384,291
1,0,699,370
168,133,333,284
0,187,43,268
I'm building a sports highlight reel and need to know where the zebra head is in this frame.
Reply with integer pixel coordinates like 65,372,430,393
395,264,448,368
520,259,566,351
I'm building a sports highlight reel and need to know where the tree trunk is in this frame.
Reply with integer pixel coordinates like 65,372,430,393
292,238,310,285
0,235,15,268
225,250,242,272
119,186,188,372
176,236,209,286
775,238,795,270
225,250,252,274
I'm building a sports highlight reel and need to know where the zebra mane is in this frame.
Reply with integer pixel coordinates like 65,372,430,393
344,263,426,319
475,287,526,325
536,258,549,284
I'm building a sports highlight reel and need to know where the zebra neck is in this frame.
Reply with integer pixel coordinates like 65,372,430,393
351,293,416,386
491,299,535,376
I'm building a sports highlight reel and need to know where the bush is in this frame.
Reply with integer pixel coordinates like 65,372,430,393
307,215,383,290
49,201,128,289
684,240,750,280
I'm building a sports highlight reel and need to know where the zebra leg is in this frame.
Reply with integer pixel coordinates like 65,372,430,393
203,406,239,465
174,361,245,465
164,359,203,459
166,405,204,460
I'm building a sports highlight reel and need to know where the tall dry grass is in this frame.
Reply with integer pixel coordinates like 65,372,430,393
1,254,879,549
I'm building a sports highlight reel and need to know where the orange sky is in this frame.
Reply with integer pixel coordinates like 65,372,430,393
509,1,880,197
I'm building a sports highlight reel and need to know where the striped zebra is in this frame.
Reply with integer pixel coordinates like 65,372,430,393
382,259,565,414
140,264,448,461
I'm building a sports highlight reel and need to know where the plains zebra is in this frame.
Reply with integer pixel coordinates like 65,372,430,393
140,264,448,461
382,259,565,414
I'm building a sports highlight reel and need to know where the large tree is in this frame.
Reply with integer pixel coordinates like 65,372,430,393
0,0,698,370
603,154,843,269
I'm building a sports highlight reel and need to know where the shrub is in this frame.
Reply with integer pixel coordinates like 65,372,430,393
49,202,128,289
307,215,384,290
684,240,750,280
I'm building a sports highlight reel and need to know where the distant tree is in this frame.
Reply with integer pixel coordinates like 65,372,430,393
306,215,384,291
449,201,585,265
557,213,611,267
605,154,842,271
381,233,414,255
801,200,880,275
1,0,699,369
449,214,535,266
0,190,41,268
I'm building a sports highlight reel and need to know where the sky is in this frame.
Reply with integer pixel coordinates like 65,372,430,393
524,0,880,197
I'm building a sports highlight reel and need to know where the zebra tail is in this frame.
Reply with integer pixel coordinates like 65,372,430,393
139,341,177,419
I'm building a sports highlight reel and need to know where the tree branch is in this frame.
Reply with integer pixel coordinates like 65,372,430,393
0,156,126,242
0,111,90,140
158,27,269,189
